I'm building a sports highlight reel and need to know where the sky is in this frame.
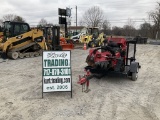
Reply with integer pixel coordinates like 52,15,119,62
0,0,158,28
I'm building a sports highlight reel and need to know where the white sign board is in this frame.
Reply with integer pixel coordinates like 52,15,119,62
42,51,72,93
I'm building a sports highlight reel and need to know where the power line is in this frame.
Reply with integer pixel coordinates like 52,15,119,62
77,4,156,9
78,20,153,23
72,1,156,6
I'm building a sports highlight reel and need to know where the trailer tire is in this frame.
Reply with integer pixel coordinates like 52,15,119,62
131,72,138,81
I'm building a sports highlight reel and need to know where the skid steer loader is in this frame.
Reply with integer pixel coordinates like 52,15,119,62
0,21,47,59
79,27,106,48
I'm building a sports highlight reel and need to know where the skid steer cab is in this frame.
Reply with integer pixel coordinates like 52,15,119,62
78,37,141,93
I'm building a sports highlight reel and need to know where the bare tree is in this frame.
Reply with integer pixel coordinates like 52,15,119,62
112,26,123,36
101,20,111,34
2,14,25,22
13,16,25,22
123,18,136,36
46,23,53,27
139,22,151,37
79,19,84,26
0,19,3,26
3,14,16,21
123,25,136,36
38,18,47,27
81,6,104,27
149,2,160,39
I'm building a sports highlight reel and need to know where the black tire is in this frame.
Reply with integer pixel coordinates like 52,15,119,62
88,41,92,47
95,40,100,47
131,72,138,81
88,41,94,47
90,42,95,48
1,52,7,59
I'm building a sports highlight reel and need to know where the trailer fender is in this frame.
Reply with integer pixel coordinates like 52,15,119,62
129,62,139,73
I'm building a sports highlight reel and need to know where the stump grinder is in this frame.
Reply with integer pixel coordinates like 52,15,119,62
78,37,141,92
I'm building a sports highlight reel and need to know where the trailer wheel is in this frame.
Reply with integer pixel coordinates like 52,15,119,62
131,72,138,81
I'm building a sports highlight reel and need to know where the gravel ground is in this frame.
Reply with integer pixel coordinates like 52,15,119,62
0,44,160,120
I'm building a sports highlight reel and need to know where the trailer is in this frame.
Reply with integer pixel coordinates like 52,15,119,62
78,37,141,92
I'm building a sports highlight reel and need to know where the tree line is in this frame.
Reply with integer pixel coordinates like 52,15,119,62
0,14,26,26
0,14,52,28
80,3,160,39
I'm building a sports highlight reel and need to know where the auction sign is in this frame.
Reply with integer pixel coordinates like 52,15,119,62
42,51,72,98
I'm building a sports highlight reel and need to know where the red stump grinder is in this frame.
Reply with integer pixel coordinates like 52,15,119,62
78,37,141,93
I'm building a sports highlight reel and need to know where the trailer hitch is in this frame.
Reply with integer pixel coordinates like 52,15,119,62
78,70,93,93
78,67,106,93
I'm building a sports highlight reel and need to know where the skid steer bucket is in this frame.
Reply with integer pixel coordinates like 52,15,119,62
61,44,74,50
60,37,74,50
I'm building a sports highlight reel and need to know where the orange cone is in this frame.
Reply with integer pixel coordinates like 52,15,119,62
83,43,87,50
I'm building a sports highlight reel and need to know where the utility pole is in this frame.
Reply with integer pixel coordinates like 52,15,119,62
65,16,68,38
76,5,77,33
156,2,160,40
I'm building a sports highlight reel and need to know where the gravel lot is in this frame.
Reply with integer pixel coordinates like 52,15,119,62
0,44,160,120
